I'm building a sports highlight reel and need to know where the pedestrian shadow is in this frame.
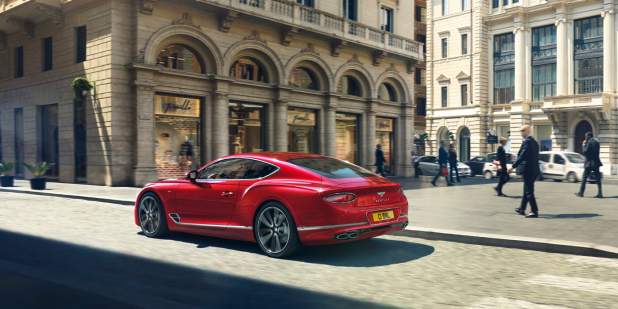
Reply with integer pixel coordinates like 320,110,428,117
143,232,434,267
538,213,602,219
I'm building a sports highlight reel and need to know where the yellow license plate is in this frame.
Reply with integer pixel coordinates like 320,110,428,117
372,210,395,222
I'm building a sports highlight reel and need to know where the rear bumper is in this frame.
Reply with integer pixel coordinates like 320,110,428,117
298,216,409,245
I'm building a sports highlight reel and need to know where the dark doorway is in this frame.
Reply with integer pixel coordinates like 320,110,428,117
75,99,87,182
14,108,24,178
574,120,593,154
38,104,59,178
459,127,471,162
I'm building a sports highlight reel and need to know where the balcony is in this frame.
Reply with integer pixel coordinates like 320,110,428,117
197,0,424,61
0,0,64,35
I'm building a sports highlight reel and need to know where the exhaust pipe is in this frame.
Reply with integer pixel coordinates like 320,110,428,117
335,231,360,240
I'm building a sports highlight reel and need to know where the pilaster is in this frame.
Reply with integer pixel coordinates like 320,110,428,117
134,82,157,186
602,7,616,93
325,94,338,157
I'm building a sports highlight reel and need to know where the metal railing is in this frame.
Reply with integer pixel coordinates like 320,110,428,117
575,77,603,94
200,0,423,59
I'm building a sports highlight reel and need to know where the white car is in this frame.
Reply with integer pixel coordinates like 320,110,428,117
539,151,585,183
482,153,515,179
414,156,472,177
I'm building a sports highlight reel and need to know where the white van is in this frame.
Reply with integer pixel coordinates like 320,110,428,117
539,151,585,182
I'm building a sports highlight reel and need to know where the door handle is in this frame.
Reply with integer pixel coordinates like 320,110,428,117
220,191,234,198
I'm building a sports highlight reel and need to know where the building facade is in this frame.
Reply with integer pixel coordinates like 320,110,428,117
427,0,618,175
0,0,423,186
414,0,428,155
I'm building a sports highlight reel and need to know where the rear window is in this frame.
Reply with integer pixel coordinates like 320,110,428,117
288,157,376,179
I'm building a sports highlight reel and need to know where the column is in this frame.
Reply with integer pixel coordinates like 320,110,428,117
366,101,377,169
325,95,337,157
399,102,415,177
555,16,569,96
274,99,288,152
602,8,616,93
212,91,229,158
134,84,158,186
513,25,528,101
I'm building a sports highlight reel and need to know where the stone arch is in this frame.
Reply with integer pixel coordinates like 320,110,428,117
375,70,411,104
571,117,597,153
334,62,375,98
224,40,284,84
436,126,451,146
285,53,333,91
143,24,223,74
456,126,471,161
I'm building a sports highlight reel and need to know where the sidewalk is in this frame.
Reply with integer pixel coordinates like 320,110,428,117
2,178,617,257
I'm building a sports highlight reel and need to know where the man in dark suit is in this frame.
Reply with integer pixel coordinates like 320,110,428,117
432,141,452,186
375,144,386,177
494,137,509,196
448,144,461,183
576,132,603,198
509,125,540,218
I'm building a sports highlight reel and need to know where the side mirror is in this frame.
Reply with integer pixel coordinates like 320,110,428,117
187,170,198,182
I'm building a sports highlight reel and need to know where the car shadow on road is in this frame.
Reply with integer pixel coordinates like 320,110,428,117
155,232,434,268
538,213,602,219
0,229,394,309
292,238,435,267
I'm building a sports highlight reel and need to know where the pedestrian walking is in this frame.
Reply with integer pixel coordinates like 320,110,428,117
509,125,541,218
448,144,461,183
575,132,603,198
375,144,386,177
494,137,510,196
432,141,452,187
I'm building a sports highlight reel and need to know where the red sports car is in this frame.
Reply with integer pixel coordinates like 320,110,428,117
134,152,409,258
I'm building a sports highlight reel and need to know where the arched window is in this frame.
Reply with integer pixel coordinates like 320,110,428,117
458,127,471,162
230,57,269,83
290,67,319,90
157,44,205,74
378,83,397,102
338,75,362,97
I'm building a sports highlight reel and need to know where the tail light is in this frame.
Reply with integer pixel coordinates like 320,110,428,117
323,192,357,204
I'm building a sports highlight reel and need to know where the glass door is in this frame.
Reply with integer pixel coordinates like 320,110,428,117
376,117,394,174
335,112,359,164
288,107,318,153
229,102,264,154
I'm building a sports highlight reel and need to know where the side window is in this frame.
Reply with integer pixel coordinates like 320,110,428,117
553,155,566,165
487,154,496,161
242,160,278,179
198,159,244,180
539,154,550,162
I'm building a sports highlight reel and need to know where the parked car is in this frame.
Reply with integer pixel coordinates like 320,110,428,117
465,156,488,176
414,156,471,177
482,153,515,179
539,151,586,183
135,152,409,258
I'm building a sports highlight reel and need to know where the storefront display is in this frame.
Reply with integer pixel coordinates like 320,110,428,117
336,112,359,163
229,102,264,154
376,117,394,174
154,94,201,179
288,107,317,153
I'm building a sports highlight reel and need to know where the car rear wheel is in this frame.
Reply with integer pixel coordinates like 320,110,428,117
254,202,300,258
138,192,169,238
567,172,578,183
484,171,493,180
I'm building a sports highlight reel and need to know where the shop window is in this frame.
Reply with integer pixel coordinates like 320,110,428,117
157,44,205,74
378,83,397,102
229,102,264,154
336,113,359,164
154,95,201,179
288,107,317,153
338,75,363,97
38,104,59,177
230,57,269,83
290,67,319,90
376,117,394,174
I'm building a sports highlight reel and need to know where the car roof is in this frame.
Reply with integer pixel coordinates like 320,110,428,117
222,152,325,162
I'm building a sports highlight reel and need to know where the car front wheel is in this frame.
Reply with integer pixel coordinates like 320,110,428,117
254,202,300,258
138,192,169,238
484,171,493,180
567,172,578,183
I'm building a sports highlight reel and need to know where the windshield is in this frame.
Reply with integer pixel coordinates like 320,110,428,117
288,157,376,179
565,153,585,164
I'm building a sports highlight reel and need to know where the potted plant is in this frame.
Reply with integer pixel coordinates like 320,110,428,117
0,162,15,187
72,76,94,98
24,162,54,190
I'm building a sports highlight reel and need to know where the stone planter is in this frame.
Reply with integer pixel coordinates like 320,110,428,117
29,178,47,190
0,175,14,187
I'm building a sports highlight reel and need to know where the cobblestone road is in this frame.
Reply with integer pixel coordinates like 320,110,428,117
0,192,617,308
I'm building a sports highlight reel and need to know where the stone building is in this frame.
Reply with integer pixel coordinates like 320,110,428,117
414,0,428,155
0,0,423,186
426,0,618,175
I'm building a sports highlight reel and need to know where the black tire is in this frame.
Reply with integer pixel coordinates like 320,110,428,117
254,201,300,258
137,192,169,238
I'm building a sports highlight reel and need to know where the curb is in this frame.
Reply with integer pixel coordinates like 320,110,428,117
0,188,134,206
395,227,618,259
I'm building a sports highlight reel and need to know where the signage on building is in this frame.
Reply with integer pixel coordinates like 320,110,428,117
155,95,200,117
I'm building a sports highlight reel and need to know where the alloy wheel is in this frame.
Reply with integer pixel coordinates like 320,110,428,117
139,195,161,235
256,206,291,254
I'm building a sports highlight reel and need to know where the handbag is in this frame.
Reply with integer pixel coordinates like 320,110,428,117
440,166,448,176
